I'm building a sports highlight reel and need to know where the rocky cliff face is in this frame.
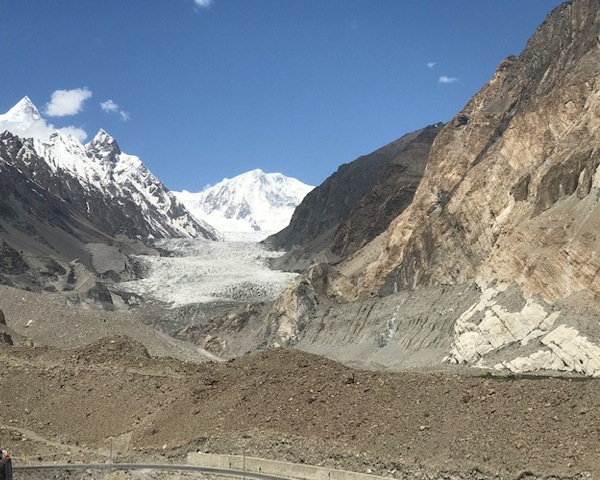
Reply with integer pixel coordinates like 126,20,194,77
354,0,600,302
206,0,600,378
330,124,443,259
267,124,441,271
323,0,600,375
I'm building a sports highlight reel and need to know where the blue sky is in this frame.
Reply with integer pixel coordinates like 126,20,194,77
1,1,564,191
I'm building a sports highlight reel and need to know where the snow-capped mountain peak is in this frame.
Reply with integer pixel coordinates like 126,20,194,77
0,97,219,241
0,96,41,131
175,169,314,241
86,129,122,161
0,96,87,142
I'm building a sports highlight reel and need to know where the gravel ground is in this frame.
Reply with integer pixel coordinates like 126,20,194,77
0,324,597,480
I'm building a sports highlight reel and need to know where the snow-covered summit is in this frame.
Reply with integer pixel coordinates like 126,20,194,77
0,95,88,142
0,96,41,130
0,95,48,139
175,169,314,242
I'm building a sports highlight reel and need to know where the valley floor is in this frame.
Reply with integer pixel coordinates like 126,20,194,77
0,238,597,480
0,336,597,480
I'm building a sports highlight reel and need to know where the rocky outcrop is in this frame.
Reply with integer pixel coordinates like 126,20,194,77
266,124,441,271
0,308,13,345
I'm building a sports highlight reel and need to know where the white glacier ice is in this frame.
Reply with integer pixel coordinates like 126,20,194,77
119,238,298,308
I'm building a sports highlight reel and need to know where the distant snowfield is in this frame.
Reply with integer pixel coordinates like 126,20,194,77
119,239,297,308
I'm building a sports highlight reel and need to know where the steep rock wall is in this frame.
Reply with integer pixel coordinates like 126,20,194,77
350,0,600,304
267,125,441,271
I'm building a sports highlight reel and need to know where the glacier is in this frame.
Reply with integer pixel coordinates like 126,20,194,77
118,238,298,308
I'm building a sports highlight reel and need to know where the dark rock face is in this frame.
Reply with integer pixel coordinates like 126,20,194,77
87,282,116,311
331,125,443,258
266,124,442,270
0,133,109,270
0,332,13,345
0,240,29,275
0,309,13,345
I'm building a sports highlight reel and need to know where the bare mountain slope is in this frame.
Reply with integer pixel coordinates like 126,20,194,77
354,0,600,300
323,0,600,374
266,124,442,271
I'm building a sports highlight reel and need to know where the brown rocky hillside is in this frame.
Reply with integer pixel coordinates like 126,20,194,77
217,0,600,379
353,0,600,300
266,124,441,272
0,336,599,479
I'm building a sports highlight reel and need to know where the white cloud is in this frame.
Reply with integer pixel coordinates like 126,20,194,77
45,88,92,117
100,100,119,113
427,62,436,69
0,116,88,142
194,0,213,7
100,99,130,121
439,76,459,84
57,126,88,142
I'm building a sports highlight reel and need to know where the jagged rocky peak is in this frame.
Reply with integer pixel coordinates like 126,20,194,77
86,129,122,160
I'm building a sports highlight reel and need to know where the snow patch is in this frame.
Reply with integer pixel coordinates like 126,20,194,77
376,305,400,347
